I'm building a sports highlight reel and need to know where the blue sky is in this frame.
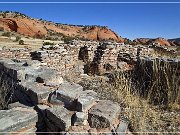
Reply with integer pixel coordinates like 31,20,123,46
0,1,180,39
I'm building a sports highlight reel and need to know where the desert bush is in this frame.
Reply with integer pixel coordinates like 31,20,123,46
153,47,179,58
43,42,55,45
79,58,180,133
63,36,75,44
0,27,4,31
2,32,11,37
110,59,180,133
19,40,24,45
176,46,180,51
131,59,180,107
15,36,21,41
0,73,12,110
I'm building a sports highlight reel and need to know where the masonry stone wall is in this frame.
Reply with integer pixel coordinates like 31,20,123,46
0,58,130,134
0,40,179,134
0,40,178,76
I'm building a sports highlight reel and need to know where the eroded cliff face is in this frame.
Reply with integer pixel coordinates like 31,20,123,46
168,38,180,46
0,14,124,42
132,38,173,46
0,12,179,46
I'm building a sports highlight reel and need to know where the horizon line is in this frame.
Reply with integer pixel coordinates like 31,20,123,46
0,1,180,4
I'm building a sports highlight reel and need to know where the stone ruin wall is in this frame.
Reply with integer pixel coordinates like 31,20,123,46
75,41,155,75
0,40,179,134
0,58,130,134
1,40,177,76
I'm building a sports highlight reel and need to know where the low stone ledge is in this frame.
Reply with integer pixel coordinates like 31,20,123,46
88,100,121,129
18,82,52,104
0,107,38,132
49,82,83,109
76,90,98,112
46,106,74,131
115,120,129,135
45,117,62,132
72,112,88,126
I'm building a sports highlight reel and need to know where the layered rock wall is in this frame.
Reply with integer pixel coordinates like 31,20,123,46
0,58,129,134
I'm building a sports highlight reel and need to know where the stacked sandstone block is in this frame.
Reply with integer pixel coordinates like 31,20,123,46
0,58,129,134
0,48,31,59
31,44,84,76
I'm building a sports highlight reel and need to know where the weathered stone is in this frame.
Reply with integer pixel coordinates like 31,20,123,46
24,60,41,68
34,105,50,132
0,59,26,80
77,90,98,112
17,125,37,135
35,104,50,116
72,112,88,126
49,82,83,109
22,66,62,85
115,120,129,135
8,101,33,109
88,128,98,135
45,118,62,132
0,107,38,132
45,76,63,87
67,126,89,135
46,106,74,131
18,82,51,104
67,131,88,135
88,100,121,128
98,129,113,135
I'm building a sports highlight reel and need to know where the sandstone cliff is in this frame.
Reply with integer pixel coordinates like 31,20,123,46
168,38,180,46
0,11,124,42
0,11,179,46
132,38,173,46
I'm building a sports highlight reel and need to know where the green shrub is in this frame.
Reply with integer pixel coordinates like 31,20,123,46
43,42,55,45
0,73,12,110
63,36,75,44
176,46,180,51
2,32,11,37
0,27,4,31
19,40,24,45
15,36,21,41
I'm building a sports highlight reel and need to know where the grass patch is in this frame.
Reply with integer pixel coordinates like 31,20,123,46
79,58,180,134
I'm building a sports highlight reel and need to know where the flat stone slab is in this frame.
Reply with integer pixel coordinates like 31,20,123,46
115,120,128,135
0,59,26,81
0,107,38,132
22,66,62,85
72,112,88,126
88,100,121,128
77,90,98,112
46,106,74,131
19,82,52,104
45,117,62,132
8,101,34,109
49,82,83,108
0,59,62,87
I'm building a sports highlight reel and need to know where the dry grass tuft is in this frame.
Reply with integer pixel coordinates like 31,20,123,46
0,73,14,110
79,59,180,134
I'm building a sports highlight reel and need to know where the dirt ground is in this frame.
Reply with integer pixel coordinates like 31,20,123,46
0,36,63,51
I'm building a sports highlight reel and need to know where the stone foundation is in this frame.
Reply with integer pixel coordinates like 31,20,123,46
0,58,129,134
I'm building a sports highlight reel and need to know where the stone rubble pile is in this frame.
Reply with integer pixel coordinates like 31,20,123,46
0,48,31,59
30,44,85,76
0,58,129,134
0,40,157,76
1,40,179,134
79,42,154,75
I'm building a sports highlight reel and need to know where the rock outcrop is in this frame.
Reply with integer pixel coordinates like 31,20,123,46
132,38,172,46
0,12,124,42
168,38,180,46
